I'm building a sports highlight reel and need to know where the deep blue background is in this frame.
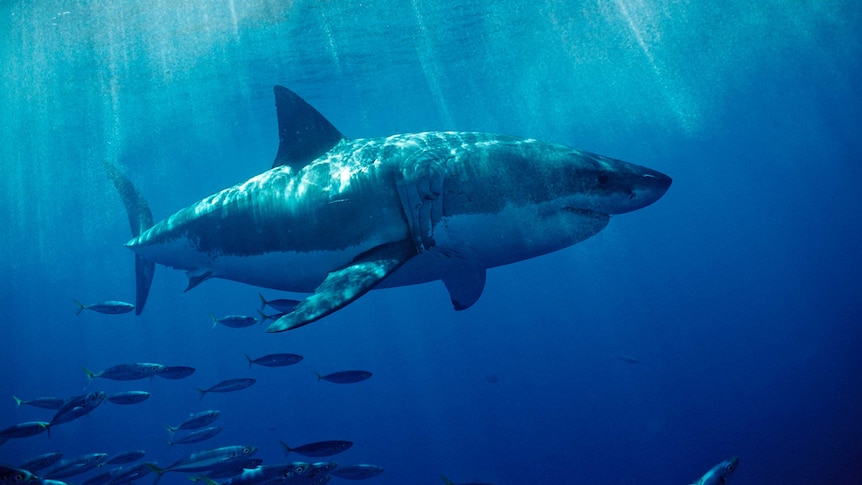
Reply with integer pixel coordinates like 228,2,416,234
2,1,861,484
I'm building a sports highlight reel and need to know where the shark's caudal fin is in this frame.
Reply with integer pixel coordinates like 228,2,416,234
272,85,344,171
105,163,155,315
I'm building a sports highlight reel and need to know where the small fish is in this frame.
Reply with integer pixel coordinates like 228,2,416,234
169,426,223,446
106,450,146,465
0,464,38,483
314,370,372,384
82,363,165,382
258,293,301,313
73,299,134,316
208,463,291,484
0,421,51,442
50,391,106,427
106,462,156,484
107,391,151,405
245,353,303,368
690,456,739,485
618,355,640,364
12,395,65,410
196,378,256,399
46,453,109,479
279,439,352,457
157,365,196,380
19,452,64,471
202,458,264,479
164,410,220,435
147,445,257,481
210,314,258,329
329,464,384,480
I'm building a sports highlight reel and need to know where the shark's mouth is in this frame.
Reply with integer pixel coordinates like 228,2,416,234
562,206,607,219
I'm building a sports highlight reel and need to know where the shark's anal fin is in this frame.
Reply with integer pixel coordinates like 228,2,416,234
272,85,344,171
266,240,416,332
442,265,486,310
105,163,155,316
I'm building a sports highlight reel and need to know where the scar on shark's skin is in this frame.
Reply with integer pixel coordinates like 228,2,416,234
107,85,671,332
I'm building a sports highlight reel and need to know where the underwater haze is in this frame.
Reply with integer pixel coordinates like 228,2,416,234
2,1,861,484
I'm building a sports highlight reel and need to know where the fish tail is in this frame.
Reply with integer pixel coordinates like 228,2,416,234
163,424,177,437
12,395,23,407
258,292,268,311
278,440,292,456
146,463,165,485
74,299,85,316
210,315,218,329
313,370,322,383
245,354,254,368
195,388,207,400
105,162,155,316
257,310,268,324
439,475,456,485
82,366,96,383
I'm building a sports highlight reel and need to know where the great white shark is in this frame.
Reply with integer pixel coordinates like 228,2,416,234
108,85,671,332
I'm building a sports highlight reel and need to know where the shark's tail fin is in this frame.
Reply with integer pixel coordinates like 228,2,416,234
105,163,155,316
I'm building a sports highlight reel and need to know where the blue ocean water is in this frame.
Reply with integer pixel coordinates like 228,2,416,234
2,1,861,484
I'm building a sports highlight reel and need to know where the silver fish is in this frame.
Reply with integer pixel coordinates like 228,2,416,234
83,363,165,382
168,426,223,446
164,410,220,435
107,391,150,405
196,379,256,399
73,299,134,316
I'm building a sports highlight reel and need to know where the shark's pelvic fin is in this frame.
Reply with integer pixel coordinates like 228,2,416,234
105,163,155,315
272,85,344,171
266,240,416,332
442,266,486,311
185,269,214,292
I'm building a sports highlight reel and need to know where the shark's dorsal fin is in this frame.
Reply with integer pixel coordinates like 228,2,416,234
272,85,344,171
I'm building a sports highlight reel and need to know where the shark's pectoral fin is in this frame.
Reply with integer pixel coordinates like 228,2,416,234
267,240,416,332
442,265,486,311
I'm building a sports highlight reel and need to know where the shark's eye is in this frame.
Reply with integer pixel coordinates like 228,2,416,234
597,174,609,185
726,463,734,472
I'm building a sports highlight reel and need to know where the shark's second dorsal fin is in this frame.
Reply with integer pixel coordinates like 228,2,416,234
272,85,344,171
